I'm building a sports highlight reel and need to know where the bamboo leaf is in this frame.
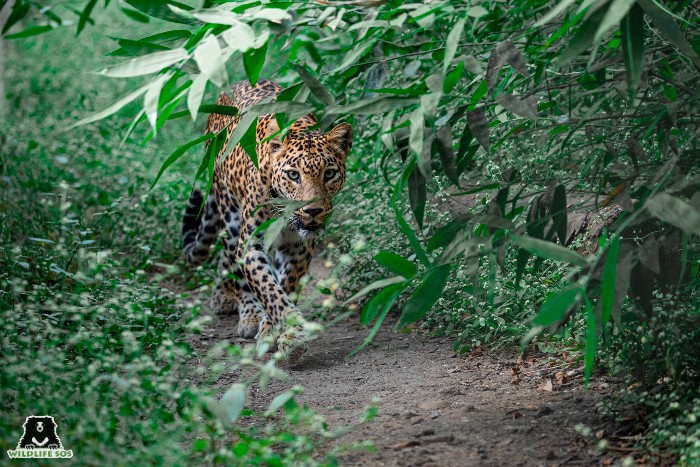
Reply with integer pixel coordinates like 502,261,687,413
124,0,194,24
360,283,406,325
194,35,228,87
443,17,465,73
621,4,645,99
243,40,268,86
532,285,583,326
638,0,700,69
467,108,489,150
510,234,589,268
97,48,189,78
150,133,216,189
646,193,700,237
345,276,407,304
374,251,417,279
497,94,538,120
187,74,208,121
593,0,636,43
295,64,334,106
398,265,452,327
70,81,153,128
601,236,620,327
584,296,596,387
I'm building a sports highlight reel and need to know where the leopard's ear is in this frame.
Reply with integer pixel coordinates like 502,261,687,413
326,123,353,158
256,115,281,144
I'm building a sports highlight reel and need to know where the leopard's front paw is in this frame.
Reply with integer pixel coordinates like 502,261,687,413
209,293,237,316
277,326,309,364
238,312,261,338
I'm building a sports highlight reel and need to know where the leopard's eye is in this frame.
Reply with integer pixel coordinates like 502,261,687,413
324,169,337,181
287,170,300,181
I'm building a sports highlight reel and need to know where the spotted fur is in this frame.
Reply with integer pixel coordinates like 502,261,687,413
182,79,352,360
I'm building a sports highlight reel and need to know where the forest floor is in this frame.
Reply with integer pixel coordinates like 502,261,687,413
187,257,629,467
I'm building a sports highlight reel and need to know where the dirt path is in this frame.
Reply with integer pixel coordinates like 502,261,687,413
189,258,621,466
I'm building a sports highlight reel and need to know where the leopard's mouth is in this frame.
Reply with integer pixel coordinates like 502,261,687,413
291,217,323,234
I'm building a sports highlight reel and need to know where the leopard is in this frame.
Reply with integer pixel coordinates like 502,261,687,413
181,79,352,361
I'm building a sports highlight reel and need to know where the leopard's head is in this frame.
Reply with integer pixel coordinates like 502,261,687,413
264,117,353,235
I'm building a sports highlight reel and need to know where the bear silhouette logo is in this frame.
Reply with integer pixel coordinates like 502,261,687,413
6,415,72,459
17,416,63,450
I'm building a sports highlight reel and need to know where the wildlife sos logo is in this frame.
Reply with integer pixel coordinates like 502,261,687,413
6,416,73,459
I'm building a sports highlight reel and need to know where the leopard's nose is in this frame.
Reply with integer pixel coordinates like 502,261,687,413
303,207,323,219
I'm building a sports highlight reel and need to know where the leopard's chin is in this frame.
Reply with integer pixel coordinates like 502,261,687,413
290,217,322,238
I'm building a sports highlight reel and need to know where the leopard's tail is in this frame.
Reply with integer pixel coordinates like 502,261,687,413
182,188,220,266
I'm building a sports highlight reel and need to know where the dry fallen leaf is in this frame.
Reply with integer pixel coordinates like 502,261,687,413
540,379,554,392
386,441,420,450
555,371,566,385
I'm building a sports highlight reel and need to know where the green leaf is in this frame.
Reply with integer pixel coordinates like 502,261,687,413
391,165,431,267
638,0,700,69
124,0,194,24
534,0,578,27
360,283,406,325
515,248,530,290
436,125,458,185
408,162,427,228
646,193,700,237
4,25,53,39
397,265,452,328
191,8,241,25
187,74,208,121
144,74,169,131
443,63,464,94
220,384,245,423
221,21,257,52
150,133,216,189
552,184,567,244
70,81,153,128
584,296,596,387
199,104,239,116
510,234,589,268
443,17,465,73
97,48,189,78
193,34,228,87
428,215,470,252
346,276,407,304
240,117,259,168
121,7,151,23
265,387,302,417
621,4,645,99
295,64,334,106
77,0,99,36
601,236,620,328
374,251,417,279
243,40,268,86
325,97,419,115
559,5,610,67
350,283,407,357
593,0,636,43
532,286,583,326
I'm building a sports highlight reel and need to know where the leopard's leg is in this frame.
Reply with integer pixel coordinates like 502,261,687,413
182,189,220,265
273,241,315,357
210,199,264,338
237,232,310,361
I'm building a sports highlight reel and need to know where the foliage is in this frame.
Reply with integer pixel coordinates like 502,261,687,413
0,18,370,465
3,0,700,460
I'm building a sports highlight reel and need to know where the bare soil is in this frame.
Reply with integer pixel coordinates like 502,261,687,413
189,258,627,466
